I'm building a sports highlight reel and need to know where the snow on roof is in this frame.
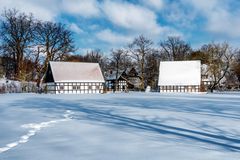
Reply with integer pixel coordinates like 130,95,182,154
49,61,105,83
158,60,201,86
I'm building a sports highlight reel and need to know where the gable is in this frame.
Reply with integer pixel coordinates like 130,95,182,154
44,64,54,83
127,68,138,77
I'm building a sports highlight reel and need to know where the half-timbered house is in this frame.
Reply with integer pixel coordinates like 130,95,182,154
105,67,141,92
158,61,201,93
44,61,105,94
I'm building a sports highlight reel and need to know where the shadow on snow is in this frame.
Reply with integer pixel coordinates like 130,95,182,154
8,95,240,152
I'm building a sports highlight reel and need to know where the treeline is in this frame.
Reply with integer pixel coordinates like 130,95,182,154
1,9,240,91
0,9,75,84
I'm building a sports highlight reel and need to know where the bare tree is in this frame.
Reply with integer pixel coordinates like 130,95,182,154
84,49,109,73
0,9,35,80
65,54,84,62
128,35,153,90
159,36,192,61
232,49,240,86
84,49,103,63
65,49,108,74
145,50,161,90
109,49,128,91
35,21,75,84
189,50,209,64
201,42,234,92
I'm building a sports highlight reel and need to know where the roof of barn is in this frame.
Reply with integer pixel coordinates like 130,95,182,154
49,61,105,83
158,60,201,86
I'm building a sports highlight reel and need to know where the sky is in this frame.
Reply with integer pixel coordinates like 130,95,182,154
0,0,240,54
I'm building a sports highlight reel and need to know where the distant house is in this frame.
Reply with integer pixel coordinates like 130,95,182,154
0,56,15,79
105,67,141,92
201,64,214,90
201,64,238,91
126,68,142,90
44,61,105,94
158,61,201,92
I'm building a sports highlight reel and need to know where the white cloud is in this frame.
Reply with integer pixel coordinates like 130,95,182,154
0,0,101,20
89,24,99,30
185,0,240,37
62,0,100,18
69,23,83,34
96,29,133,45
163,2,196,29
141,0,164,10
186,0,218,12
0,0,59,21
101,1,164,35
207,10,240,37
0,0,187,49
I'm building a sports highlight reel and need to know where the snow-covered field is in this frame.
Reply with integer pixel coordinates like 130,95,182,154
0,92,240,160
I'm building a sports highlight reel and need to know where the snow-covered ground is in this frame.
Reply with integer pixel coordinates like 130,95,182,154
0,92,240,160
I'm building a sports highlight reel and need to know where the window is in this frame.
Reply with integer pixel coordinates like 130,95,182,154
96,85,99,90
60,85,64,90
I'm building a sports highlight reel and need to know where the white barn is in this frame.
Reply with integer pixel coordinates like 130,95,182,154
158,61,201,92
45,61,105,94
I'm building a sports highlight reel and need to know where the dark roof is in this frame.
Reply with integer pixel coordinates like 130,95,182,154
105,70,125,81
105,67,141,81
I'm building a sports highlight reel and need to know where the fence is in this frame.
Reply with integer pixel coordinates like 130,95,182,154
0,79,41,93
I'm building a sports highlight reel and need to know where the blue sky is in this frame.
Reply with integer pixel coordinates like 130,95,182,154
0,0,240,54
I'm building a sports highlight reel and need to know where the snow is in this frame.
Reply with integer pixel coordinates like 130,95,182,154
49,61,105,83
0,110,74,153
0,78,22,93
0,92,240,159
158,61,201,86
